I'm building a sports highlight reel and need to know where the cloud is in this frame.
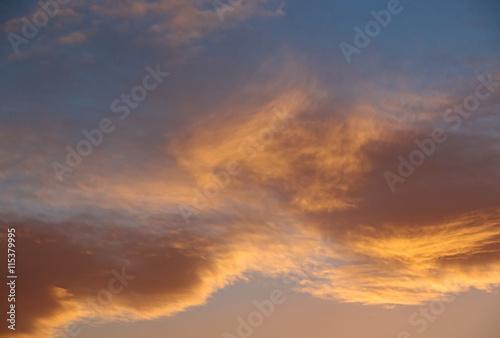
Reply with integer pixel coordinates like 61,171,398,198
160,63,500,307
0,16,499,334
58,31,87,45
0,208,323,337
297,209,500,305
1,0,285,60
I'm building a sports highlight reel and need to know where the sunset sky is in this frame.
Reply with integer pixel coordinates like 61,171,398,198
1,0,500,337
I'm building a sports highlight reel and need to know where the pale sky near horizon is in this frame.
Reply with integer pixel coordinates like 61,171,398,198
0,0,500,337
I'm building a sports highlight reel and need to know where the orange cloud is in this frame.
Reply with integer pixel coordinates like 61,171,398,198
1,59,499,337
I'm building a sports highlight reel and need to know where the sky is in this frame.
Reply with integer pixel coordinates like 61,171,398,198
0,0,500,337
